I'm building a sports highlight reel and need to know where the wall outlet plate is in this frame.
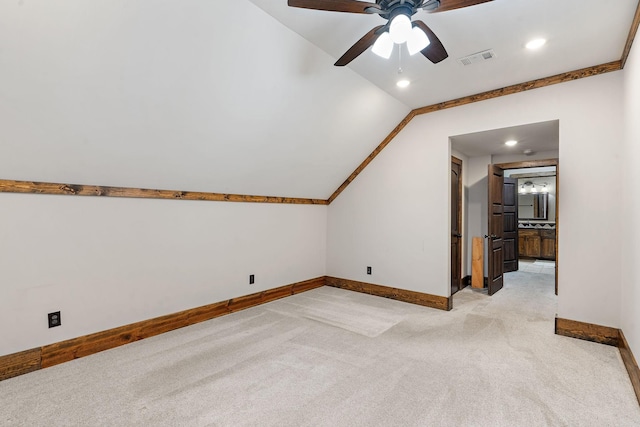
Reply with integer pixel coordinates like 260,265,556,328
367,266,372,275
249,274,255,284
48,311,61,328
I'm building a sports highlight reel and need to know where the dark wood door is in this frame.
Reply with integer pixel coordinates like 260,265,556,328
503,177,518,272
451,157,463,295
487,165,504,296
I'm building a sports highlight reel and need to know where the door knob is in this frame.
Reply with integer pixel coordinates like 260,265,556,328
453,233,462,238
484,234,498,239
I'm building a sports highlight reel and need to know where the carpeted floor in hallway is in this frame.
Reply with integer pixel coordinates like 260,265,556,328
1,270,639,426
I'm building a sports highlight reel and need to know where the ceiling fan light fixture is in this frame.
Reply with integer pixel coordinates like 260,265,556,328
406,27,430,55
389,14,412,44
372,32,394,59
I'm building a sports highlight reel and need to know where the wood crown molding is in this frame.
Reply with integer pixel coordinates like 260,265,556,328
411,61,621,117
0,180,328,205
325,276,451,311
622,0,640,69
327,61,619,204
0,277,325,381
555,317,619,346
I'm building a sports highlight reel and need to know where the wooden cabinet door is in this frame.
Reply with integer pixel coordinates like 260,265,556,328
540,230,556,260
526,235,541,257
518,235,527,256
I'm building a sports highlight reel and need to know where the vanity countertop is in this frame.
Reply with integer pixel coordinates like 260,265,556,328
518,223,556,229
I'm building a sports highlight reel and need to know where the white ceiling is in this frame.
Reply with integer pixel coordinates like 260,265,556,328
251,0,638,109
451,120,559,158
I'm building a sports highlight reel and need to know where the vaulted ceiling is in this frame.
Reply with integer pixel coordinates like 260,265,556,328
0,1,637,200
253,0,638,108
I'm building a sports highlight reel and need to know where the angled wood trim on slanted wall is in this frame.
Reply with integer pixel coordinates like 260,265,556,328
622,0,640,68
327,61,621,203
327,111,416,204
328,0,640,203
0,180,328,205
411,61,621,116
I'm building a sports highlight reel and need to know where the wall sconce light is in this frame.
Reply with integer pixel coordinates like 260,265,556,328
520,181,549,194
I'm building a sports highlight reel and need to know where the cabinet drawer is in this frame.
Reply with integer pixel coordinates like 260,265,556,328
540,229,555,239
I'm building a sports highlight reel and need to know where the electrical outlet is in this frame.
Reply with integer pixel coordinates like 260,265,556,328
367,266,372,275
249,274,255,284
48,311,61,328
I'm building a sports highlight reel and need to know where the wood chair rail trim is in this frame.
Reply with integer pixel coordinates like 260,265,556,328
0,180,328,205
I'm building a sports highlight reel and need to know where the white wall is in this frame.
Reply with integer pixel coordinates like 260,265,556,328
465,155,491,274
0,195,326,356
621,37,640,358
327,72,623,330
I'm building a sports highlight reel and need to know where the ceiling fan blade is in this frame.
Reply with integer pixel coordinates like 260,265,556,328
428,0,493,13
288,0,380,14
413,21,448,64
335,25,385,66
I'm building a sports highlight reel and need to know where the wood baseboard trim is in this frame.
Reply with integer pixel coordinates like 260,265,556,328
555,317,619,346
0,348,42,381
0,277,325,381
619,330,640,406
325,276,451,311
461,275,471,288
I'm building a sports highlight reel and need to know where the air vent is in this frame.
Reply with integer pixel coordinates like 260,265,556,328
457,49,496,66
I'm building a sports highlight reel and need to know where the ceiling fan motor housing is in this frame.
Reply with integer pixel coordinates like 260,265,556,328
376,0,440,18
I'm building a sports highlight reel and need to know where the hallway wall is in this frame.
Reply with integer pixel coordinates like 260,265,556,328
622,36,640,357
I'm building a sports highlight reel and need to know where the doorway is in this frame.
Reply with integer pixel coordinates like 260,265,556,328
496,160,559,295
449,119,560,304
451,156,463,295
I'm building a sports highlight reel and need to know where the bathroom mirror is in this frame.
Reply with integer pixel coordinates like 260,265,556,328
518,193,548,220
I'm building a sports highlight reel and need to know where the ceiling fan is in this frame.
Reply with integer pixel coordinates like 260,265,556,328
287,0,493,66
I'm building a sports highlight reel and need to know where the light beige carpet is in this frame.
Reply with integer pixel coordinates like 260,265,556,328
1,271,639,426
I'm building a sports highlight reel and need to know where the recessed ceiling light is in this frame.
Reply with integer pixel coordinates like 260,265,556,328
505,140,518,146
397,79,410,88
526,38,546,50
